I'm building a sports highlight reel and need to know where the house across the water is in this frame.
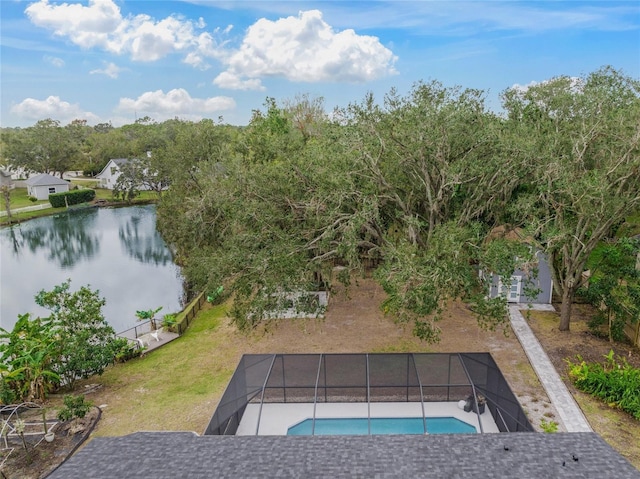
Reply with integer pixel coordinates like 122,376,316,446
24,173,70,200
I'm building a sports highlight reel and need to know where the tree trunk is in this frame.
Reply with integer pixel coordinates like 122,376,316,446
1,187,12,220
559,286,574,331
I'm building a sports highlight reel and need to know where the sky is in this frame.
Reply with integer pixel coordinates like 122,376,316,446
1,0,639,128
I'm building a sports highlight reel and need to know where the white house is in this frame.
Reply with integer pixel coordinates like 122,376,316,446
95,158,131,190
25,173,70,200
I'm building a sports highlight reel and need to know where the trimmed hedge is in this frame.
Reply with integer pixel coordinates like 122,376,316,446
49,189,96,207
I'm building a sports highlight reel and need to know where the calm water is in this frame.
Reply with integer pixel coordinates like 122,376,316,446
0,205,184,333
287,417,477,435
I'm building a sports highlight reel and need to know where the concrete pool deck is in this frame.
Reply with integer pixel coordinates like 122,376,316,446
508,304,592,432
236,401,500,435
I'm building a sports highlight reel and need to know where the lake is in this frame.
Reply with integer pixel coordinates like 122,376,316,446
0,204,184,333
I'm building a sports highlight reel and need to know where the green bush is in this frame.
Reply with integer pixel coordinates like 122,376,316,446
567,351,640,420
49,189,96,208
586,313,627,342
540,419,559,433
162,314,178,332
57,395,92,422
112,337,142,363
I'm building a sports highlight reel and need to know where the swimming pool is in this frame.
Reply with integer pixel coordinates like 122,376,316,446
287,417,477,435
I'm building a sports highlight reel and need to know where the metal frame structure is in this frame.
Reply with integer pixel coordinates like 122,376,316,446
205,353,533,436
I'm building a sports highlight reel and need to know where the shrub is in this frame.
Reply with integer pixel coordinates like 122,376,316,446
112,337,142,363
0,380,16,405
540,419,558,433
57,395,92,422
49,189,96,207
28,196,38,203
567,351,640,420
162,314,177,332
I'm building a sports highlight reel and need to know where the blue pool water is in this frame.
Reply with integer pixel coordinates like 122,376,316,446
287,417,477,435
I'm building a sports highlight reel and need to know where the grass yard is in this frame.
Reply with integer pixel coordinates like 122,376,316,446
0,187,159,226
2,187,49,209
86,304,237,435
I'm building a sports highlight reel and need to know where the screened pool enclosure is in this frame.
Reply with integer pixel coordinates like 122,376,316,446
205,353,534,436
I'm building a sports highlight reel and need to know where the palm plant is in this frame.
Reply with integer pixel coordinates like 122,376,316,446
135,306,163,331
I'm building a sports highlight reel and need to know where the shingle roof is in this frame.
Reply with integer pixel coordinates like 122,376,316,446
95,158,137,178
24,173,69,186
48,431,640,479
111,158,132,167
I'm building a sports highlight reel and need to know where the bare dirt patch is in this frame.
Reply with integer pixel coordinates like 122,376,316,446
242,278,561,432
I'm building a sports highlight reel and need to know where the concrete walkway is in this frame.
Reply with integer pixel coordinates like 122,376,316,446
508,305,592,432
0,203,51,217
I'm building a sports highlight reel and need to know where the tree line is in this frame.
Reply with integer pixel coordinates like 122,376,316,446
2,66,639,343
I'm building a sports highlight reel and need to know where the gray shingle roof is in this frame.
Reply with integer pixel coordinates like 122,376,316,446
24,173,69,186
48,431,639,479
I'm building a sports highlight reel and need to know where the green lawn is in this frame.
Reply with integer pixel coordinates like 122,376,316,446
3,187,49,210
1,187,160,226
86,304,236,436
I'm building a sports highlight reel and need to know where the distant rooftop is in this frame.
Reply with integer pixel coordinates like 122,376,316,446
24,173,69,186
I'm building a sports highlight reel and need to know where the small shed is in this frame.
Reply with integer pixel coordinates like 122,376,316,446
483,226,554,305
486,251,554,304
25,173,70,200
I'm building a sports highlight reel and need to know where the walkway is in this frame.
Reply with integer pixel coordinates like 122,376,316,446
508,304,592,432
0,203,51,217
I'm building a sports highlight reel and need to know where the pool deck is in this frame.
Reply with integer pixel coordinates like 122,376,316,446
508,304,592,432
236,401,499,435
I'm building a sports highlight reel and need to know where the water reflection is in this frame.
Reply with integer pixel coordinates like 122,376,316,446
5,225,23,255
17,208,100,269
119,212,173,266
0,205,183,333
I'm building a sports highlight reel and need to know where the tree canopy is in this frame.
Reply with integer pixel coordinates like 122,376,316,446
2,66,637,342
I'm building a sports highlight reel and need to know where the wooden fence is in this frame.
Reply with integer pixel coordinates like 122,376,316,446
174,291,207,335
624,321,640,348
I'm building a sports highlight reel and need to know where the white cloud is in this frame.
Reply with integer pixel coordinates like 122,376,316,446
90,61,124,79
25,0,122,49
44,55,65,68
10,96,99,123
213,71,265,91
24,3,397,87
216,10,397,90
25,0,223,64
116,89,236,122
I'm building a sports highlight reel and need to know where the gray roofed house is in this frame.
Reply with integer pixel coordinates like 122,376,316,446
24,173,70,200
47,431,640,479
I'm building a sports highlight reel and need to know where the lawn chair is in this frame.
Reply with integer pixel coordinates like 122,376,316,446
151,327,163,342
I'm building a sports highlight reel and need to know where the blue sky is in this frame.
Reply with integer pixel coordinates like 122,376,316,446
1,0,638,127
